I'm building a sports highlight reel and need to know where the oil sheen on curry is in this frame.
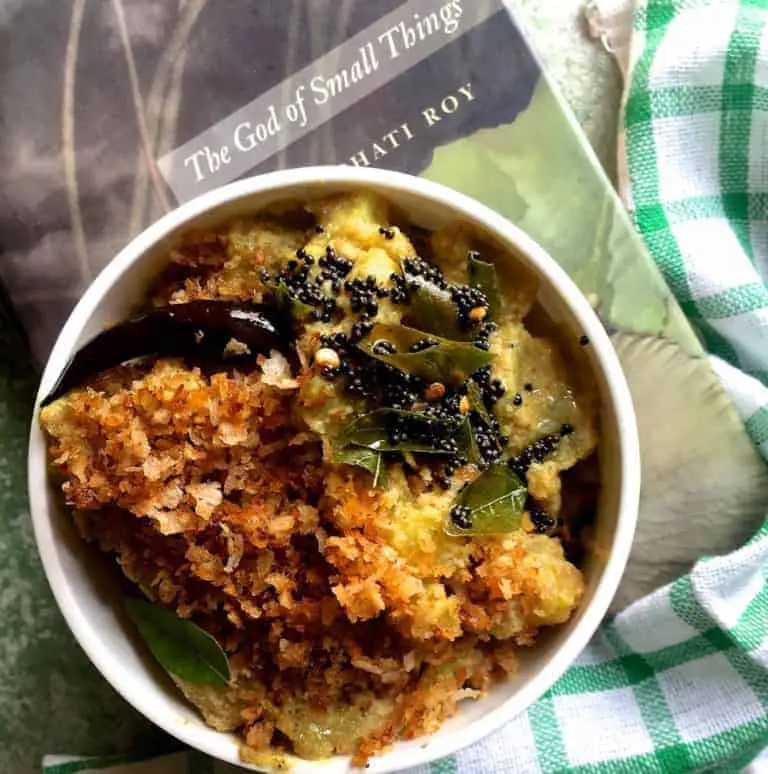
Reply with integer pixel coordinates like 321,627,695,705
40,192,598,766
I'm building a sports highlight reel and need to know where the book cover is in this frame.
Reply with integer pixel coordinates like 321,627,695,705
1,0,766,605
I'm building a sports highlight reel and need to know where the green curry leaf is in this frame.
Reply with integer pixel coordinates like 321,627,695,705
341,410,484,470
457,418,483,466
358,324,494,386
466,380,492,425
125,598,230,686
340,409,461,455
333,445,388,488
468,251,502,320
403,274,470,340
445,465,527,536
274,280,314,320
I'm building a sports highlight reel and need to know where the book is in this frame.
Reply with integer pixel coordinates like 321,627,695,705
1,0,766,606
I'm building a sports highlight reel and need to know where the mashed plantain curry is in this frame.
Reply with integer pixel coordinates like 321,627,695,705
40,192,597,765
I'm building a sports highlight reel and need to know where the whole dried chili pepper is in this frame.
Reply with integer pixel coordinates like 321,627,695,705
41,301,293,406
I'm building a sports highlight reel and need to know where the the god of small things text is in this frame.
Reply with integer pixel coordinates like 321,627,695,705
182,0,467,183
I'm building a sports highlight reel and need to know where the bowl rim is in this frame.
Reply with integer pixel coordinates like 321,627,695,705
28,165,640,773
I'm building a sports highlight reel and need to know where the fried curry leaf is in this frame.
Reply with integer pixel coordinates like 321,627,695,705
125,598,230,686
445,465,527,536
333,445,388,488
468,252,502,320
340,408,462,455
457,418,483,466
274,280,314,320
403,274,470,340
358,324,493,386
340,410,482,468
466,380,493,425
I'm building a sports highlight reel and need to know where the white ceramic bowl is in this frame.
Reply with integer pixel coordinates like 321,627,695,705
28,166,640,773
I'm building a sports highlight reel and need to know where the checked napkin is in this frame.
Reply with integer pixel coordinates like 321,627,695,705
43,1,768,772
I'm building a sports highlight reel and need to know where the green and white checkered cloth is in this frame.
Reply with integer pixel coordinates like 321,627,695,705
42,1,768,772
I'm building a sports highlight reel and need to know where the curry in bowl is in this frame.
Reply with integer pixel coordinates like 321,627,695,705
40,191,598,766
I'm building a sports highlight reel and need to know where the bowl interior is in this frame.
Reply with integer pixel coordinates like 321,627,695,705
29,170,636,774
